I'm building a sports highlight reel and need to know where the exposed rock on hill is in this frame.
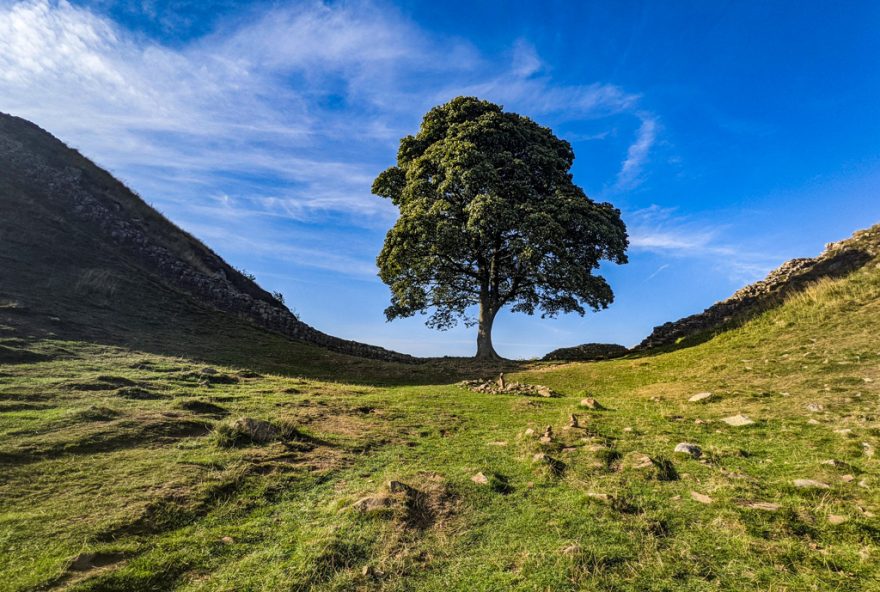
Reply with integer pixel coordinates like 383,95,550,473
0,112,412,362
542,343,628,362
636,225,879,351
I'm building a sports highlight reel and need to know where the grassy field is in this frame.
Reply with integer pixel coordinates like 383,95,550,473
1,260,879,591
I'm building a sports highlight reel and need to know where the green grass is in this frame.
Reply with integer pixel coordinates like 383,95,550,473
1,263,879,591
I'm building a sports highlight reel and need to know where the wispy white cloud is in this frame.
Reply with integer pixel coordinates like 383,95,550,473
0,0,658,279
627,205,781,283
613,113,658,191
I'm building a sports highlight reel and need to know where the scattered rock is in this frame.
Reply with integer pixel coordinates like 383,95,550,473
688,392,714,403
690,491,713,504
486,441,508,447
821,459,850,469
388,480,411,494
621,452,653,470
841,474,855,483
579,397,604,410
793,479,830,489
354,494,394,513
459,380,559,398
828,514,848,525
674,442,702,458
217,417,280,446
744,501,780,511
807,418,821,425
220,536,234,544
862,442,875,457
540,425,553,444
805,403,824,412
561,543,582,555
721,414,755,427
586,492,611,503
523,428,535,437
471,472,489,485
568,414,580,428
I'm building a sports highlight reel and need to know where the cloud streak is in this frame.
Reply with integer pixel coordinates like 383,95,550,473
0,0,658,279
627,205,781,282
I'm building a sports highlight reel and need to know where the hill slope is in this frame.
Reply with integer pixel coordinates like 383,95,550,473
0,113,410,363
1,222,878,590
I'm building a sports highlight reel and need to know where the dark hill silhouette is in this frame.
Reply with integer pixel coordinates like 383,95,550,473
0,112,413,364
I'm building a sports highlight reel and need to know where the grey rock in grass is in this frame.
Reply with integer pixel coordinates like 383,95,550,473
792,478,830,489
231,417,278,443
690,491,713,504
579,397,605,410
805,402,824,412
471,472,489,485
674,442,702,458
354,495,394,512
743,501,780,511
688,392,714,403
621,452,654,470
721,414,755,427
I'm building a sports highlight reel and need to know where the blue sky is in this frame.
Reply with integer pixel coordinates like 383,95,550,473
1,0,878,358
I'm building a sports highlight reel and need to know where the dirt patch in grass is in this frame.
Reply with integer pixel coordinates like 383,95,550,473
0,414,212,464
64,375,140,391
175,399,228,416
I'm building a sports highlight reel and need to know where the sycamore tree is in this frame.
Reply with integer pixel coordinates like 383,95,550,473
372,97,628,360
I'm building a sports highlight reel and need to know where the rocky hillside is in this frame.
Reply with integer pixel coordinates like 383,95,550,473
636,224,880,350
0,113,411,362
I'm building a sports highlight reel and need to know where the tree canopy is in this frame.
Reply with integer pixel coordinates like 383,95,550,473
372,96,628,359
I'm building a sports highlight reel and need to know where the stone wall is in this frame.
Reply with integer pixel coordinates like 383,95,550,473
635,225,879,351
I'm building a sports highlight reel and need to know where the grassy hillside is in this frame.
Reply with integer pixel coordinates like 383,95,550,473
2,233,879,591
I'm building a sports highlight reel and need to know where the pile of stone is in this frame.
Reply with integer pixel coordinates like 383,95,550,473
458,374,558,397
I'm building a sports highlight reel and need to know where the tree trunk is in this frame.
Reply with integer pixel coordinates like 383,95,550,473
475,299,500,360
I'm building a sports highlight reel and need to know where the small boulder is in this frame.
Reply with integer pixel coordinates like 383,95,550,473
471,472,489,485
828,514,848,525
523,428,535,437
568,414,580,428
792,478,830,489
674,442,702,458
621,452,653,470
354,495,394,512
231,417,279,443
721,414,755,427
805,403,824,412
579,397,604,410
688,392,714,403
743,501,780,511
536,385,555,398
388,480,411,494
540,425,554,444
690,491,713,504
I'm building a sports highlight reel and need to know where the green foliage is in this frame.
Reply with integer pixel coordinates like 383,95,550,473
373,97,628,353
